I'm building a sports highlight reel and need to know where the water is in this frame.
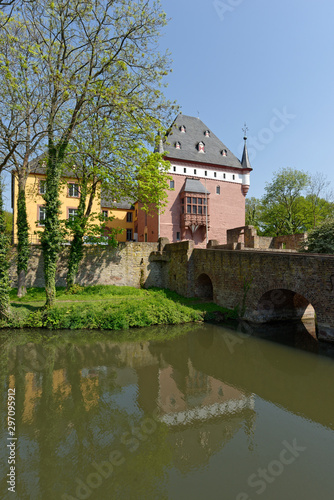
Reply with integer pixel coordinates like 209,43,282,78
1,322,334,500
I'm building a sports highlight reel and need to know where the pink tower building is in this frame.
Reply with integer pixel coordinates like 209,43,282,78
137,114,252,246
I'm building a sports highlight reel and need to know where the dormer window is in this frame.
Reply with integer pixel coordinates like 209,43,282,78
198,142,205,153
221,149,227,156
180,125,186,133
204,130,210,137
175,142,181,149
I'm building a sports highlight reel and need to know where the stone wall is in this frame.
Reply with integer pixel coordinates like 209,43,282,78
216,226,306,251
9,242,164,289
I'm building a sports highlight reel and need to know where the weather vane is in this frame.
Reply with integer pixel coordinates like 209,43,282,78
242,123,249,139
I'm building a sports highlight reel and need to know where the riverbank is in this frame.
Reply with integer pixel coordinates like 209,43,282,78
1,285,237,331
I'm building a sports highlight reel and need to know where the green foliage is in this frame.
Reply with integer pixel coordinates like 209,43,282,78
246,169,334,237
0,184,11,319
301,218,334,254
16,189,30,273
4,211,12,235
2,285,240,330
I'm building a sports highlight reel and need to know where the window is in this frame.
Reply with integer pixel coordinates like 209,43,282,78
216,186,220,194
39,180,46,195
223,173,226,179
68,183,79,197
184,168,187,173
221,149,227,156
144,233,148,242
180,125,186,133
204,130,210,137
176,232,181,241
68,208,78,220
184,196,207,216
194,169,197,175
170,180,175,189
38,206,46,225
126,212,133,222
102,210,108,217
214,172,217,178
126,229,133,241
232,175,235,180
198,142,205,153
205,171,207,176
175,142,181,149
173,166,176,172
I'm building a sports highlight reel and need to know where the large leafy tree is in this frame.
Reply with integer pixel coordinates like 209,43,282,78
7,0,175,308
262,167,310,235
0,13,47,297
61,107,172,288
246,169,334,237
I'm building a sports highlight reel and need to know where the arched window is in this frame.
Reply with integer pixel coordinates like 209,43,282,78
180,125,186,133
175,141,181,149
204,130,210,137
221,149,227,156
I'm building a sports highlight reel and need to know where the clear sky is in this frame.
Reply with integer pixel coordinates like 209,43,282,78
2,0,334,210
159,0,334,199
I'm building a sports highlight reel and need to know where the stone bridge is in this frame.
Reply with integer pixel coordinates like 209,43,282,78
160,241,334,343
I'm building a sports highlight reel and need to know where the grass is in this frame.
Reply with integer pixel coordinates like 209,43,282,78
3,285,237,331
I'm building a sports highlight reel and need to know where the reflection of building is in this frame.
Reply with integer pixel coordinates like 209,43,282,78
158,361,255,427
6,337,256,479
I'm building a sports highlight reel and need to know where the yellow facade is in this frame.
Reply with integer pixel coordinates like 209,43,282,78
12,171,136,243
101,205,135,242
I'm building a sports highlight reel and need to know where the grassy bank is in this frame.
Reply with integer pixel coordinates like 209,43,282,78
1,285,237,331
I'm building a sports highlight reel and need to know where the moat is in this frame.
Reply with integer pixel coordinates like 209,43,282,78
1,322,334,500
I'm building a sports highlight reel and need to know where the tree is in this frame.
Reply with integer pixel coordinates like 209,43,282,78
59,94,172,288
245,197,262,231
262,167,310,235
12,0,175,308
0,13,47,297
305,172,334,228
301,218,334,254
0,180,11,320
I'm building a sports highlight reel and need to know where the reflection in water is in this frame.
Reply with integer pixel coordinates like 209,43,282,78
1,324,334,499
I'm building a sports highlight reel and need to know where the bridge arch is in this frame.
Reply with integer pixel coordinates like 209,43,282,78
254,288,317,338
195,273,213,300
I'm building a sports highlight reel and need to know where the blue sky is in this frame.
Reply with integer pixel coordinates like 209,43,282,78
3,0,334,210
159,0,334,198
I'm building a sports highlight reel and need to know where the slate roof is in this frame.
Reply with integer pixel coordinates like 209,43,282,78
29,154,78,178
241,139,251,170
182,178,210,195
101,195,135,210
163,114,247,169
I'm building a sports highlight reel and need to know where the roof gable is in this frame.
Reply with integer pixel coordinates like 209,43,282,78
163,114,244,169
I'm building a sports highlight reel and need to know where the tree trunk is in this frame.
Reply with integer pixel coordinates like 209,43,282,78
41,145,64,309
16,173,30,297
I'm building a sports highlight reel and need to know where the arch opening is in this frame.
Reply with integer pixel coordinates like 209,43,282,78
195,273,213,300
256,288,316,340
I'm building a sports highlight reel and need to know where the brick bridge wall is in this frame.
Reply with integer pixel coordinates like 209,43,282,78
161,241,334,343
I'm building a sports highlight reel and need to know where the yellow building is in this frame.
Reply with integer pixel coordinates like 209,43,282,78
12,161,136,244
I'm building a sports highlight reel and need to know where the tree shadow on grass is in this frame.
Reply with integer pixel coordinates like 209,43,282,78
10,302,42,314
